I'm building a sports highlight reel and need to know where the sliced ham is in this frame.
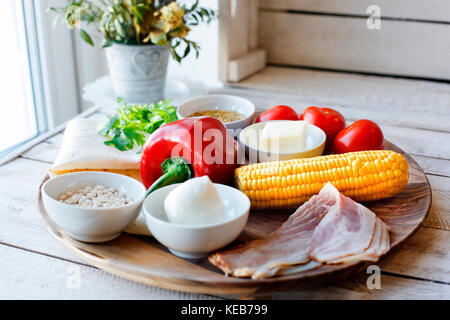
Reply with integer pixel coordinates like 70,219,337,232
208,184,339,279
323,223,390,264
309,185,390,264
309,186,377,262
265,261,322,278
325,220,382,264
208,183,390,279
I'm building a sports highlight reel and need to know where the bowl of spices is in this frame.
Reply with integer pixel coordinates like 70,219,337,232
177,94,255,130
42,171,146,243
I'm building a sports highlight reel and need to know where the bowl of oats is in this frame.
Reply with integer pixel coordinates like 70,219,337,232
42,171,146,243
177,94,256,130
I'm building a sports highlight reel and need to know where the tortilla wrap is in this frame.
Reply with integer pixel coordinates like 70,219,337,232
50,118,141,177
50,118,151,236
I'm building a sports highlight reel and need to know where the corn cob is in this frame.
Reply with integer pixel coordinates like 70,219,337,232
235,150,409,210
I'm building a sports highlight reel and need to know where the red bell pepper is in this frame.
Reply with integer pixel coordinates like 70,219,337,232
140,117,238,194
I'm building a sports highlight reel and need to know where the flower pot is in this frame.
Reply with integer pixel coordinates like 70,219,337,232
105,43,170,103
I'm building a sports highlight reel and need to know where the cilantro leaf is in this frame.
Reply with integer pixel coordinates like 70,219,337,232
123,126,146,146
104,133,133,151
144,119,165,134
98,114,119,136
98,98,178,152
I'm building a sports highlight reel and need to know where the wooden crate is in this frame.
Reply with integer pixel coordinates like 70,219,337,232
218,0,450,83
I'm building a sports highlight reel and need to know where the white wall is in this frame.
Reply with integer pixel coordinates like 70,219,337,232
167,0,220,86
74,35,109,110
36,0,81,126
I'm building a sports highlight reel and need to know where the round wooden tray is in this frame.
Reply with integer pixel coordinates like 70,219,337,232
38,141,431,295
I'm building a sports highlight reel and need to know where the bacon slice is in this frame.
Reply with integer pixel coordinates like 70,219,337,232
263,261,322,278
309,185,390,264
325,220,381,264
208,183,339,279
325,222,390,264
208,183,390,279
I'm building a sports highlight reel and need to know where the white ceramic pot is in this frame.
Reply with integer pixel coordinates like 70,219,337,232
105,43,170,103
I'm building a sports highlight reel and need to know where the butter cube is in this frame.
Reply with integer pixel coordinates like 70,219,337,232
259,121,307,152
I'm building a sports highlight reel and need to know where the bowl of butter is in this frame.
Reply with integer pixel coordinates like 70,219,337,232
239,120,326,163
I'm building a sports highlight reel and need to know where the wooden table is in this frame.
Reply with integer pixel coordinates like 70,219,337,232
1,71,449,299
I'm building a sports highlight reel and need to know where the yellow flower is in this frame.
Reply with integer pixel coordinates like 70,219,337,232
171,23,190,38
156,2,185,33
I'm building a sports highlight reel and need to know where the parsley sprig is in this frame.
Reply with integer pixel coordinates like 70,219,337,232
98,98,178,152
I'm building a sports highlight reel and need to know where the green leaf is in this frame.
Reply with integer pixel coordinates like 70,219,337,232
182,43,191,58
104,133,132,151
101,39,113,48
168,41,182,63
123,126,146,146
136,4,149,14
80,28,94,46
147,111,163,123
132,6,143,23
144,119,165,134
191,14,199,26
114,18,126,37
185,0,199,14
172,39,181,49
98,114,120,136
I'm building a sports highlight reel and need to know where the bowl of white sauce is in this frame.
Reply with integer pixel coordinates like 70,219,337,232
143,176,250,259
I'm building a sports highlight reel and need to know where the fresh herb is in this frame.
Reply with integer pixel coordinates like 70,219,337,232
98,98,178,152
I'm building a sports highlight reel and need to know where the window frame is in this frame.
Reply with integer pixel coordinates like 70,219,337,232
33,0,81,128
0,0,82,163
22,0,49,135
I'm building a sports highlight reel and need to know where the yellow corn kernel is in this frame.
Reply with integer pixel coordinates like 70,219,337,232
235,150,409,210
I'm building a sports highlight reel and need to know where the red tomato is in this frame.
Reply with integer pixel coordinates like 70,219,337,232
333,119,384,154
255,105,298,123
299,106,346,148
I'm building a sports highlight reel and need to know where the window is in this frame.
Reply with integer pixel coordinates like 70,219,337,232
0,0,46,157
0,0,82,160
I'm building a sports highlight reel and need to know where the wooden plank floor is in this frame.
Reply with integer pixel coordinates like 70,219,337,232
2,72,449,299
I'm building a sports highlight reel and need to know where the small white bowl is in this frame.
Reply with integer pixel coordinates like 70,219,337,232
239,120,326,163
143,183,250,259
42,171,146,243
177,94,256,130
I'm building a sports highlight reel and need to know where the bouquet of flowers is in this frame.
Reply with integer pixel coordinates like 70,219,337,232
50,0,215,62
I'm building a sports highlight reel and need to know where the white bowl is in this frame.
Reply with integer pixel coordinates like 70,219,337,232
239,120,326,163
177,94,256,130
143,183,250,259
42,171,146,243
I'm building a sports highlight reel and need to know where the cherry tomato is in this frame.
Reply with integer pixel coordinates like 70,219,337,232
299,106,346,149
333,119,384,154
255,105,298,123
